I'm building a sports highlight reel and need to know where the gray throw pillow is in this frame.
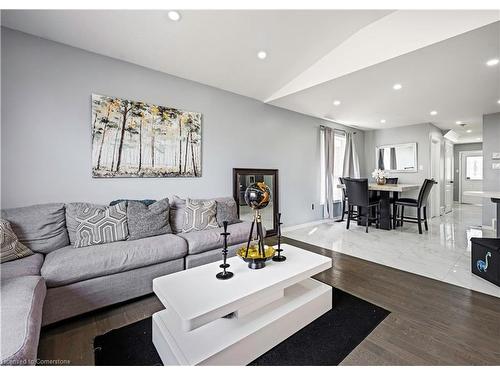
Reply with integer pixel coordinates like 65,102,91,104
0,219,34,263
74,201,128,248
169,195,186,234
127,198,171,240
66,202,106,245
215,197,240,226
182,198,218,233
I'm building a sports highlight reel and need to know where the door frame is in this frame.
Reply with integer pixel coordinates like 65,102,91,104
444,140,454,213
429,135,442,218
458,150,483,204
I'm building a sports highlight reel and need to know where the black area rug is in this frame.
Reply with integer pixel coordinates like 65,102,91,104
94,288,389,366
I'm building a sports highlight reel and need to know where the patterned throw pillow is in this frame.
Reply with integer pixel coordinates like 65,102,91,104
127,198,171,240
182,199,218,233
215,197,240,226
0,219,34,263
74,202,128,248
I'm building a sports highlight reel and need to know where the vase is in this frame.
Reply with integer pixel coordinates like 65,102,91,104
376,177,386,185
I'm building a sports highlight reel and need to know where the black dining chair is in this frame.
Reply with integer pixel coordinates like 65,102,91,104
338,177,350,222
344,177,380,233
393,179,437,234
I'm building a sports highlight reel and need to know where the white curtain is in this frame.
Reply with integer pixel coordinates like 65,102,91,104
343,132,360,178
322,127,335,219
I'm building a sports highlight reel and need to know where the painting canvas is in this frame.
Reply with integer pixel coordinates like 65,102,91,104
91,94,202,177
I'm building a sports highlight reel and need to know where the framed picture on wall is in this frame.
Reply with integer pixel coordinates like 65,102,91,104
91,93,202,178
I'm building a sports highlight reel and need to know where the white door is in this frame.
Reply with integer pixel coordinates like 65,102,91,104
460,151,483,205
444,141,454,213
430,138,441,218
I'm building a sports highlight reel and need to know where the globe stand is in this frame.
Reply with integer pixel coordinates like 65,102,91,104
245,210,266,259
272,212,286,262
216,221,234,280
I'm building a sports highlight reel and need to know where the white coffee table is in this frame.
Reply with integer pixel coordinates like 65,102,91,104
152,244,332,365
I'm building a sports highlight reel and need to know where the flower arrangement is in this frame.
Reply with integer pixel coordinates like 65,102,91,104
372,169,389,185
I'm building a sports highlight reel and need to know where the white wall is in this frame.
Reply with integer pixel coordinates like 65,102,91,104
0,27,363,226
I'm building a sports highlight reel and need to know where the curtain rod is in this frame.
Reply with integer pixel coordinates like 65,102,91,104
320,125,357,134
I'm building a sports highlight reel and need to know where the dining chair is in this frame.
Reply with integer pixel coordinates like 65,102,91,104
393,179,437,234
338,177,349,222
343,177,380,233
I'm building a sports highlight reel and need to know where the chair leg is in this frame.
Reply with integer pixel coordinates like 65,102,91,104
423,206,428,231
375,205,380,229
400,206,405,227
392,204,397,229
346,205,351,230
365,213,369,233
341,199,346,221
417,208,423,234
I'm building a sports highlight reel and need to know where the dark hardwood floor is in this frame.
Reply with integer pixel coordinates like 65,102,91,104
38,237,500,365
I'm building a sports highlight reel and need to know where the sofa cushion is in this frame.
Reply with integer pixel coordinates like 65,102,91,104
169,195,186,234
65,202,106,245
177,221,259,255
182,198,218,233
74,201,128,248
215,197,240,226
0,253,44,280
1,276,46,365
127,198,171,240
41,234,188,287
1,203,69,254
1,219,34,263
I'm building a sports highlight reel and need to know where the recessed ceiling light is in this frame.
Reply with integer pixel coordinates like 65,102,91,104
380,119,386,123
333,100,341,106
497,99,500,104
257,51,267,60
430,110,438,116
486,58,499,66
476,138,482,141
167,11,181,21
466,129,472,133
393,83,402,90
455,120,462,125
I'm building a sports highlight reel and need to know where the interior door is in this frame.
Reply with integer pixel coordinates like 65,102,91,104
460,151,483,205
444,141,454,213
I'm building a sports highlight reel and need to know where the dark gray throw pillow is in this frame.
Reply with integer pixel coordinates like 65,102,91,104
215,197,240,226
109,199,156,207
127,198,171,240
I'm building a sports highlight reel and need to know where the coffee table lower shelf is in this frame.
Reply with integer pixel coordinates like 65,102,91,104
152,278,332,365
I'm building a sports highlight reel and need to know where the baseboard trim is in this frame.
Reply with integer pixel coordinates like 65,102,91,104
282,218,337,233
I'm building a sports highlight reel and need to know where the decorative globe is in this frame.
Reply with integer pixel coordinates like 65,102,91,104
244,182,271,210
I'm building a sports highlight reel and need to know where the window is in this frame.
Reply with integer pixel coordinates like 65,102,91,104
466,156,483,180
320,129,346,203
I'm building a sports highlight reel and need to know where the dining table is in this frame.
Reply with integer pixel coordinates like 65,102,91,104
338,183,421,230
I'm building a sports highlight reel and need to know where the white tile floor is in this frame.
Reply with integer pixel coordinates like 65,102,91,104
285,204,500,298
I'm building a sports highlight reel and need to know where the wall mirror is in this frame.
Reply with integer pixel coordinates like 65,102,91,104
375,142,418,172
233,168,279,236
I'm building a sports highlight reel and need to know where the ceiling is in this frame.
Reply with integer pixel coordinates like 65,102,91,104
2,9,500,143
269,21,500,143
0,9,392,100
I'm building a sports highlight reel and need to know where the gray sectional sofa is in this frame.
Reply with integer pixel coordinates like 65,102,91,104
0,199,257,365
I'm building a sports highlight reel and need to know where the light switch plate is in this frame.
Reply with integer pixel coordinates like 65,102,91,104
492,163,500,170
492,152,500,160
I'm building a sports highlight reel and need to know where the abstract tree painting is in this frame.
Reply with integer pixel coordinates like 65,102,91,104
91,94,202,178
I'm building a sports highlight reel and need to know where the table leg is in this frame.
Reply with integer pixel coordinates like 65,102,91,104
378,191,391,230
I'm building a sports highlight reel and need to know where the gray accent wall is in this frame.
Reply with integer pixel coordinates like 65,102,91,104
1,28,364,227
452,142,482,202
364,123,443,194
482,112,500,227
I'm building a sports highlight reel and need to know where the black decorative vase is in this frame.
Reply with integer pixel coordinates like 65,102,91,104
216,221,234,280
272,212,286,262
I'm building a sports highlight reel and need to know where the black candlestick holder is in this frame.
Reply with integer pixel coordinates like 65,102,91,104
272,212,286,262
216,221,234,280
